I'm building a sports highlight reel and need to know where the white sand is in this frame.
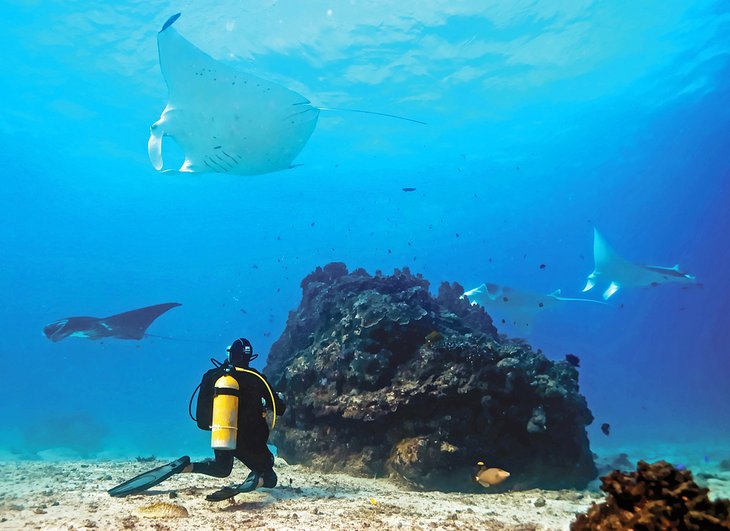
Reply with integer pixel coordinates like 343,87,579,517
0,458,601,531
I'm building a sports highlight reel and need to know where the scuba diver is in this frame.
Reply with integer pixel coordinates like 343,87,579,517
108,337,286,502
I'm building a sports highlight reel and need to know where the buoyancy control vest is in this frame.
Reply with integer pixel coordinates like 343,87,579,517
188,359,278,431
189,358,228,431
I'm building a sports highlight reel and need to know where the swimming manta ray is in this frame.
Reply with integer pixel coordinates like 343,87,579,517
148,13,423,176
462,283,604,332
43,303,181,343
148,13,320,176
582,228,698,300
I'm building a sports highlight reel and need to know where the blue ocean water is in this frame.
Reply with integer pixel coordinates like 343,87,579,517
0,0,728,467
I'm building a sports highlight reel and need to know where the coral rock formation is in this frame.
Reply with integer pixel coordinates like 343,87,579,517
266,263,596,491
571,460,730,530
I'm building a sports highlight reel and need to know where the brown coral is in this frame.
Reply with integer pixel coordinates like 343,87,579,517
571,460,730,530
133,502,189,518
266,263,596,491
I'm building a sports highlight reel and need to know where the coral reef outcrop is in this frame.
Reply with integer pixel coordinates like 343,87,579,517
265,263,596,491
571,460,730,530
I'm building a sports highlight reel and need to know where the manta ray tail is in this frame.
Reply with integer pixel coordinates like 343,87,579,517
317,107,427,125
144,333,217,345
548,289,607,304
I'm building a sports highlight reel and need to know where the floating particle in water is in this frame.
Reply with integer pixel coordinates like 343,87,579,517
402,187,416,192
388,249,392,254
489,257,492,262
539,264,546,269
501,319,506,324
240,309,247,314
601,423,611,436
456,233,460,238
538,302,544,308
310,222,315,226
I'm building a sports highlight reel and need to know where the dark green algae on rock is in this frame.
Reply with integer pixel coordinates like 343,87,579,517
265,263,597,492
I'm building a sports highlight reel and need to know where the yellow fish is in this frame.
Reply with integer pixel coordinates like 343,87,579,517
475,461,510,488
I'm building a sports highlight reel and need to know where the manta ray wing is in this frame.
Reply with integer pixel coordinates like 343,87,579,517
98,302,182,340
149,13,319,176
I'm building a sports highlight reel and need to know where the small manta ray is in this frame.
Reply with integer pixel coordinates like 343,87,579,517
462,283,604,332
44,303,181,343
149,13,423,176
582,228,698,300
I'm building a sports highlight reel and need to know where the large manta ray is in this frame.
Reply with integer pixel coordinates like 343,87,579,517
148,13,319,176
462,283,604,333
582,228,698,300
148,13,422,176
44,303,181,343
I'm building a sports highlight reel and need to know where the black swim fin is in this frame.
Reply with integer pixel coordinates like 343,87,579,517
108,456,190,497
205,471,261,502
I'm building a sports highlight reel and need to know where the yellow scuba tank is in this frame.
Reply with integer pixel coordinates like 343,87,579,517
211,374,239,450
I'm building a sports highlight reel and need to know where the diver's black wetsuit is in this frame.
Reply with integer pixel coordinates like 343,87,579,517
192,366,286,477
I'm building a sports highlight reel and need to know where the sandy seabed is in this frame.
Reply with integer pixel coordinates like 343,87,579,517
3,449,729,531
0,458,602,531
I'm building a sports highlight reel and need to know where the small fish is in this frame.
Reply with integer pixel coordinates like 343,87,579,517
425,331,443,346
565,354,580,367
369,497,378,506
601,423,611,436
502,296,509,302
538,302,544,308
402,187,416,192
676,463,687,471
539,264,546,269
475,462,510,488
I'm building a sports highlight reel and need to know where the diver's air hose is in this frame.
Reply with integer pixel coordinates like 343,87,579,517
234,368,277,429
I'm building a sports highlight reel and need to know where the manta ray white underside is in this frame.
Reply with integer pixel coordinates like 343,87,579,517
148,13,319,176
